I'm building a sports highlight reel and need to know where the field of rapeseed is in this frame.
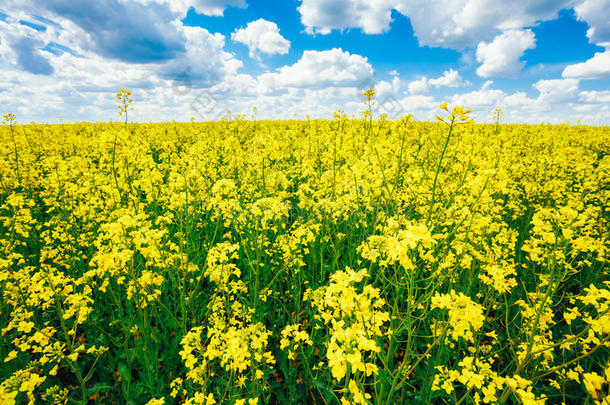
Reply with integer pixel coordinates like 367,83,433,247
1,96,609,404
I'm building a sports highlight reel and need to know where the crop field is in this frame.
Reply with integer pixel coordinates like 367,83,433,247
0,102,609,404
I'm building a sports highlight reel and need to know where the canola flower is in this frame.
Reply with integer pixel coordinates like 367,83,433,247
0,94,608,404
116,88,134,128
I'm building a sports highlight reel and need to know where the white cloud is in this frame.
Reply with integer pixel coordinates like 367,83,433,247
4,0,186,63
135,0,246,17
503,91,536,108
562,49,610,79
395,94,437,113
428,69,466,87
181,0,246,16
533,78,580,103
0,52,163,122
435,80,600,124
0,8,245,122
0,18,54,74
449,88,507,110
232,19,290,58
1,1,610,126
298,0,395,35
550,0,610,81
408,69,470,94
397,0,567,50
574,0,610,47
579,90,610,103
0,6,243,88
258,48,373,90
298,0,568,49
373,76,401,99
407,78,429,95
476,29,536,78
162,26,243,87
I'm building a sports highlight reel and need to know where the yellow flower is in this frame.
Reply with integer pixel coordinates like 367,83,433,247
19,373,45,393
4,350,17,362
583,372,605,399
204,393,216,405
363,88,376,100
431,290,485,342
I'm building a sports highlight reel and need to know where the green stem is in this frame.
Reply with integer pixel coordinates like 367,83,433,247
531,340,606,382
45,272,88,404
111,131,123,205
427,118,455,224
8,123,21,186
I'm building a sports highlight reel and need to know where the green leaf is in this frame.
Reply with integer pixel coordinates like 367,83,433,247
87,383,112,396
118,363,131,384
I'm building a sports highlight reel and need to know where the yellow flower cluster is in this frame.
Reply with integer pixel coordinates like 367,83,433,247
478,262,517,294
0,98,608,403
177,242,274,404
431,290,485,343
280,323,313,352
305,268,389,402
358,217,434,271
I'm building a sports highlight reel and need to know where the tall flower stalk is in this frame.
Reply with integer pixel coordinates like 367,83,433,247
2,113,21,187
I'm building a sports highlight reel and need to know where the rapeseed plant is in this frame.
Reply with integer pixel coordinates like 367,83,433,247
116,88,134,129
0,90,608,404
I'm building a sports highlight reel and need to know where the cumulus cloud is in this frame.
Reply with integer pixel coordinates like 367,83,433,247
134,0,246,17
0,4,243,89
177,0,246,16
562,49,610,79
232,19,290,58
0,19,54,74
574,0,610,47
0,4,246,122
12,36,54,74
375,76,401,95
533,78,580,103
372,76,402,114
407,78,428,95
408,69,470,94
298,0,395,34
5,0,186,63
298,0,567,49
396,0,566,50
395,94,437,114
558,0,610,81
161,26,243,87
449,88,508,111
441,78,605,124
1,0,609,126
258,48,373,90
476,30,536,78
579,89,610,103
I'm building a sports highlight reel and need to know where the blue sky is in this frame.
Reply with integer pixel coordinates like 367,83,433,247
0,0,609,124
